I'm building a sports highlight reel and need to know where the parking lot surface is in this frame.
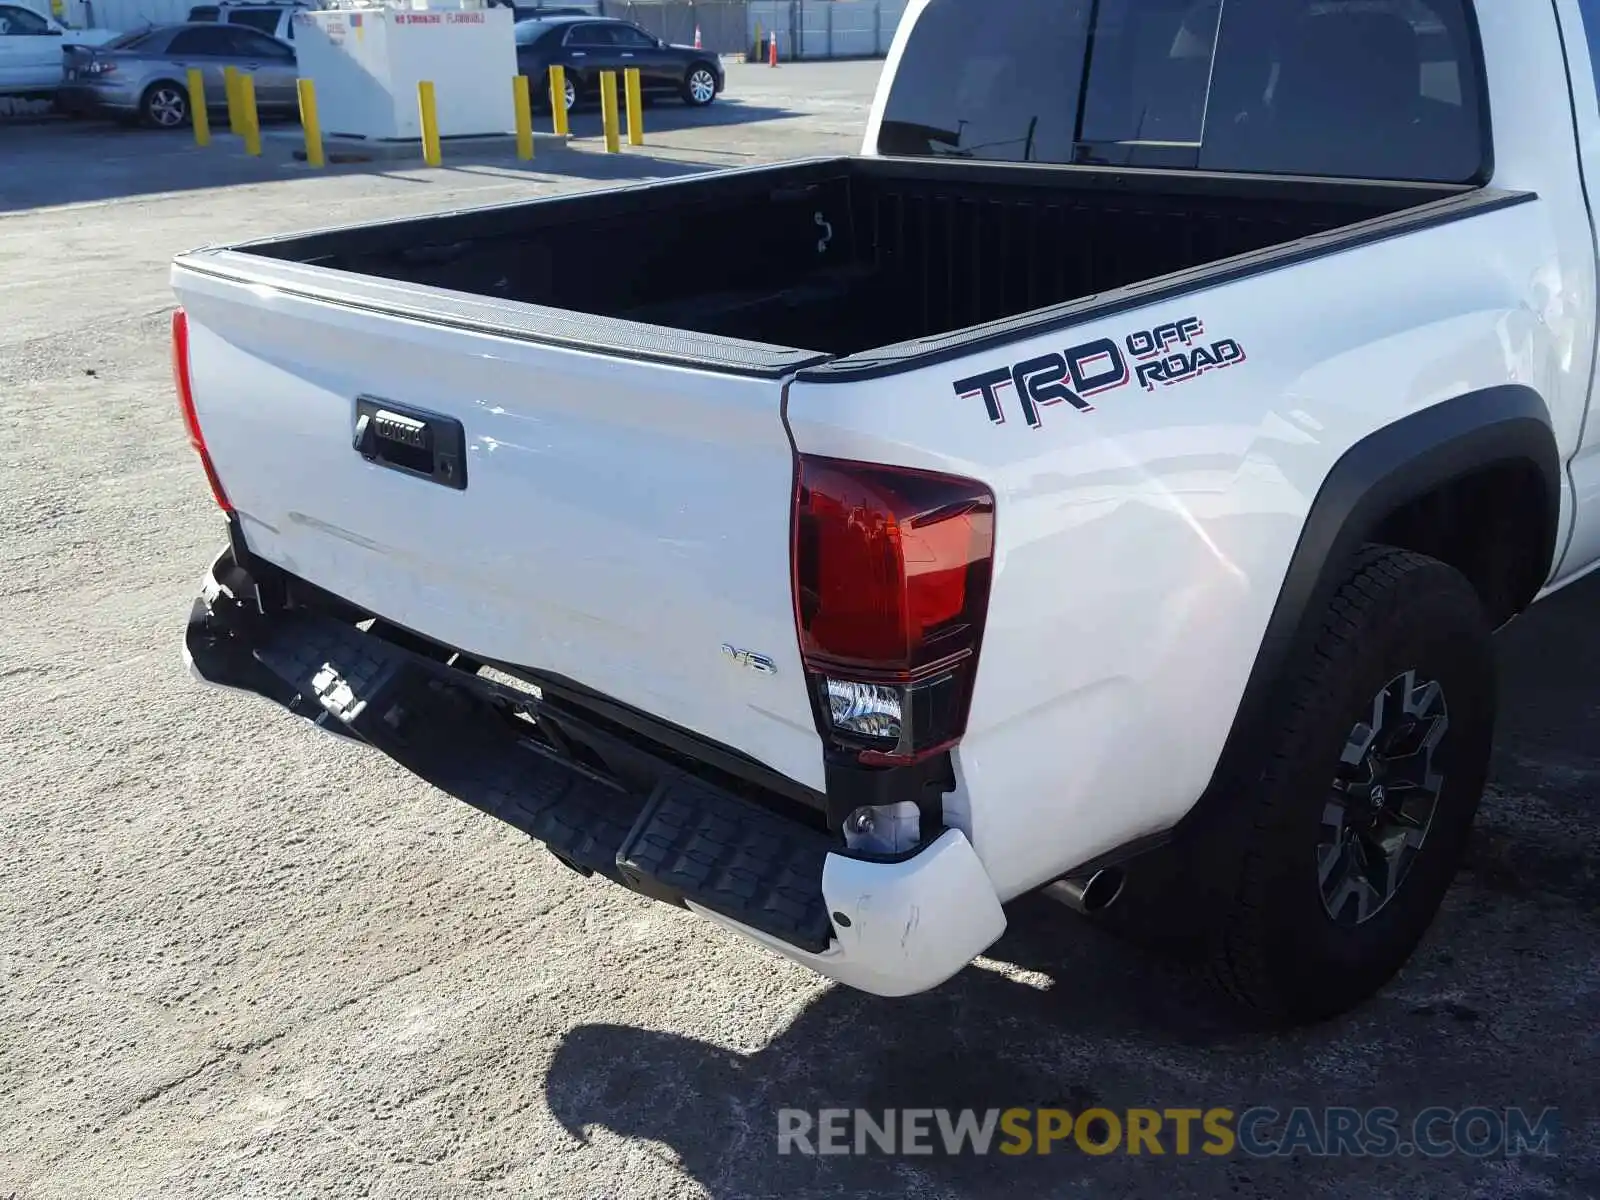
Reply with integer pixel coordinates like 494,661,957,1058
2,59,1597,1200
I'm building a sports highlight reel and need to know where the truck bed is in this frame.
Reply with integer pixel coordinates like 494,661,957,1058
222,156,1479,372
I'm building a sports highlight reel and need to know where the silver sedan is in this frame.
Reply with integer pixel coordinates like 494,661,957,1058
58,22,299,129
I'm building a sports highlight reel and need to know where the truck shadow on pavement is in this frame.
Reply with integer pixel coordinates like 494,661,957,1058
542,573,1600,1199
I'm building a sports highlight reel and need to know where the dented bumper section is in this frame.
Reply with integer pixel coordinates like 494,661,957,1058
182,547,1006,998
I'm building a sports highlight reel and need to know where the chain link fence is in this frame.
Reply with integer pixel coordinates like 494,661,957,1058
602,0,751,55
749,1,908,60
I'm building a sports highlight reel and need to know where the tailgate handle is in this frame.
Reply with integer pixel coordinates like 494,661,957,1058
352,396,468,491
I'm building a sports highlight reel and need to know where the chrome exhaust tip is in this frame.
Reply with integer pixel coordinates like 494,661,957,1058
1044,867,1126,915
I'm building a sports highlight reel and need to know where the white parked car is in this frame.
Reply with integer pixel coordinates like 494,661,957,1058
0,2,120,95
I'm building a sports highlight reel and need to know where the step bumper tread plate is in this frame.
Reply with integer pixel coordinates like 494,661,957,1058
189,597,837,953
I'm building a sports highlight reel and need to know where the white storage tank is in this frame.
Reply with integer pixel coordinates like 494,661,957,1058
293,0,516,141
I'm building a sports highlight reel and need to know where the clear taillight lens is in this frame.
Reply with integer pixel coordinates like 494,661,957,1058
824,678,903,741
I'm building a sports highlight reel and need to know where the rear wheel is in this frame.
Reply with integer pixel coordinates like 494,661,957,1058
1136,545,1497,1025
682,64,717,106
139,81,188,129
537,72,579,112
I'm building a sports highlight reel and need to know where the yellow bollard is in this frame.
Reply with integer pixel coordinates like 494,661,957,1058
512,73,533,160
223,64,241,136
600,70,620,154
186,68,209,147
297,78,324,168
418,80,442,167
239,74,261,156
548,65,568,137
625,67,643,147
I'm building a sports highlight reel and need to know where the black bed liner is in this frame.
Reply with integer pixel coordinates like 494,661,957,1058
178,155,1534,381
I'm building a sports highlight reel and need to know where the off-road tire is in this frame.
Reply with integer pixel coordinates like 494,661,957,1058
1193,545,1497,1024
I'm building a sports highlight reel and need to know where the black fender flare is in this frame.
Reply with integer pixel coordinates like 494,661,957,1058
1201,383,1558,833
1085,384,1562,881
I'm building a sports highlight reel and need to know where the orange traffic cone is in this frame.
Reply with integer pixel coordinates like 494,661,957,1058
769,30,779,66
694,25,702,49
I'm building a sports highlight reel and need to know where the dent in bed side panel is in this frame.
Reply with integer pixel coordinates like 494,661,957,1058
1472,0,1599,579
785,200,1571,903
1544,0,1600,579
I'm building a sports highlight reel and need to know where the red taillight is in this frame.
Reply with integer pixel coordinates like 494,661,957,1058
792,454,995,766
171,308,233,513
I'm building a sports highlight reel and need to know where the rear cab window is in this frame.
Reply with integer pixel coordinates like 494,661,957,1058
877,0,1490,183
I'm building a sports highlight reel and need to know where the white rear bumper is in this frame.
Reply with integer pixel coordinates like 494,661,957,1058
691,828,1007,997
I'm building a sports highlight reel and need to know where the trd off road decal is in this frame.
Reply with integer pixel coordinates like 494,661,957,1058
950,340,1123,428
952,316,1247,428
1126,317,1248,390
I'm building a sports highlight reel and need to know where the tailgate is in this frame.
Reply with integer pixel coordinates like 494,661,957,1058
172,261,826,792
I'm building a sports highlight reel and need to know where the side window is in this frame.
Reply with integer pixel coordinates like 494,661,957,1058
0,5,51,35
566,23,615,47
227,8,283,35
167,26,236,54
233,29,291,58
613,24,656,48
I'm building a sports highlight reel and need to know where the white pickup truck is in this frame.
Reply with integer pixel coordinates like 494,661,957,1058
175,0,1600,1026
